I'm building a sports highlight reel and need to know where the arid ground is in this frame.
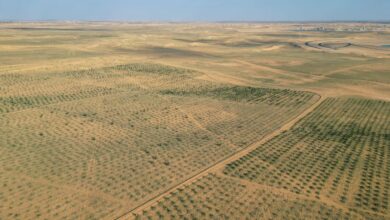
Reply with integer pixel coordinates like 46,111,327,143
0,22,389,219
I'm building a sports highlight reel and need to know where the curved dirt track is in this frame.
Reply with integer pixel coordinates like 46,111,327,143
305,41,352,50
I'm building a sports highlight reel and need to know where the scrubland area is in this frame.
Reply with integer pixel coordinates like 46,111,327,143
0,22,389,219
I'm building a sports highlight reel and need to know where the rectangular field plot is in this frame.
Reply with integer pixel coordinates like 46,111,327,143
0,63,318,219
223,97,390,218
161,86,319,147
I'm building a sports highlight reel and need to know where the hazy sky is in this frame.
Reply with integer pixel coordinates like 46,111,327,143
0,0,389,21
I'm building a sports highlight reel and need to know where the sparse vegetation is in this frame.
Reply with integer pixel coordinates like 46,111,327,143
0,22,389,220
136,174,362,220
0,61,317,219
224,98,390,217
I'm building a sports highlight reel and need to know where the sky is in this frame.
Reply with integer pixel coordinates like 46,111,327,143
0,0,389,22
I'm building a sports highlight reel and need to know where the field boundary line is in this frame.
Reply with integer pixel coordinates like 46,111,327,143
217,173,370,219
115,94,325,219
217,173,360,215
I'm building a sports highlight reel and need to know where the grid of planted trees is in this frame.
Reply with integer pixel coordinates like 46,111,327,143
136,97,389,220
223,97,390,218
0,63,319,219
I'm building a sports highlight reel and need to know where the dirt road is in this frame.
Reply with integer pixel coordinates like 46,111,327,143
115,95,325,220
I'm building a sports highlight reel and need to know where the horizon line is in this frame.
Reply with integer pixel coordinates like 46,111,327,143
1,19,390,24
